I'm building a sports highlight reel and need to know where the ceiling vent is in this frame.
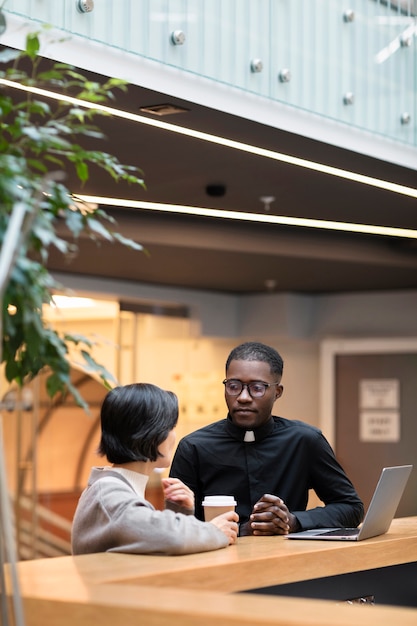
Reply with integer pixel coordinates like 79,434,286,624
139,103,189,116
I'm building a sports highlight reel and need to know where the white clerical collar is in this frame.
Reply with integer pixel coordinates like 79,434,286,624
244,430,256,443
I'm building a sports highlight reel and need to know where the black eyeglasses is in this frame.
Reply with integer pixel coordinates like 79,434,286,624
223,379,279,398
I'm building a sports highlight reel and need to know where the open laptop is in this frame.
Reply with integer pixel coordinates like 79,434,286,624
286,464,412,541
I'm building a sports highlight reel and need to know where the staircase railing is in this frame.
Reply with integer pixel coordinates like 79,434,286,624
16,495,72,560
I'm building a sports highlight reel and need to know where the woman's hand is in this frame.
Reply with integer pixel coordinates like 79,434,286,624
162,477,194,511
210,511,239,545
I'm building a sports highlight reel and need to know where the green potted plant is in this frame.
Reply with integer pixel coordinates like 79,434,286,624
0,30,145,626
0,30,145,408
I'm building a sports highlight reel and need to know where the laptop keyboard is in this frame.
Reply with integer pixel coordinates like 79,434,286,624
320,528,358,537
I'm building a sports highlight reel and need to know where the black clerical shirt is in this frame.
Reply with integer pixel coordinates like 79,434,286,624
169,415,364,531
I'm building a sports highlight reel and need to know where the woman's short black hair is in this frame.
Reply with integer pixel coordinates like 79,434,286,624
97,383,178,464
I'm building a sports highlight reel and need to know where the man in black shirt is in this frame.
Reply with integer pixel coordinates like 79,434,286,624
170,341,364,536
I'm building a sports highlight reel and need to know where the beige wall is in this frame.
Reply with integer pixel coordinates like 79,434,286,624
8,278,416,500
7,277,415,519
131,315,320,438
1,302,320,500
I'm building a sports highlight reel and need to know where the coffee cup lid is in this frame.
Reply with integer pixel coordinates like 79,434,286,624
202,495,237,506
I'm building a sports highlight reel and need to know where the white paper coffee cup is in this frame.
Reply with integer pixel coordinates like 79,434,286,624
202,495,237,521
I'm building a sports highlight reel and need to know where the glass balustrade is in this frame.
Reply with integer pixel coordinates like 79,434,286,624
2,0,416,147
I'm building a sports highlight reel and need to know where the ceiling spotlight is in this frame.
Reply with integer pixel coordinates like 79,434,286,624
206,184,226,197
260,196,276,211
264,279,277,292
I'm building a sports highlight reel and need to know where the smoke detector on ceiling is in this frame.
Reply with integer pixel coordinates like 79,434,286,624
260,196,276,211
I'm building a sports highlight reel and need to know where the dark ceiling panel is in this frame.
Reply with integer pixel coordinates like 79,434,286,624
4,49,416,295
49,210,417,295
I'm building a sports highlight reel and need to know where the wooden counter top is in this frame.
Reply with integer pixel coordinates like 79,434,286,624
12,580,417,626
6,516,417,626
16,515,417,592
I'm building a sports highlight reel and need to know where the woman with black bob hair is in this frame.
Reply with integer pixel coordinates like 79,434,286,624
98,383,178,464
71,383,238,555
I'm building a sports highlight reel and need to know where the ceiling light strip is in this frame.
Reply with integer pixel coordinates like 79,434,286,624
1,78,417,199
78,195,417,239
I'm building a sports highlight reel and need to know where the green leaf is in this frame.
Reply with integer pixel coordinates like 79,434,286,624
28,101,51,116
26,33,40,60
44,155,65,168
65,380,90,412
28,159,48,173
75,160,89,182
22,126,42,141
66,331,96,344
0,49,21,64
87,218,114,241
112,232,145,252
80,350,118,387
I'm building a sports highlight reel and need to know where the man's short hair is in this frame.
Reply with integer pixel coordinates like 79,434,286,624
226,341,284,377
98,383,178,463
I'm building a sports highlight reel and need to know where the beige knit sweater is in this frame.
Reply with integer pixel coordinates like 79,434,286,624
71,467,229,555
